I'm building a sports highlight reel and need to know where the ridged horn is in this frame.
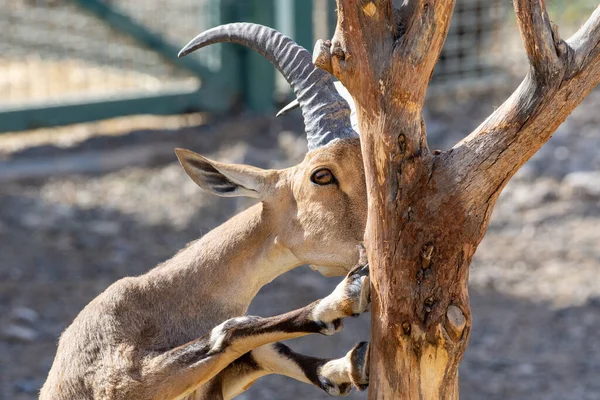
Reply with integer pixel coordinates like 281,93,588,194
179,23,358,151
277,81,358,132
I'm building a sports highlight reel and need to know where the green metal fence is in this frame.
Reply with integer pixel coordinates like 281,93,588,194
0,0,305,132
0,0,506,134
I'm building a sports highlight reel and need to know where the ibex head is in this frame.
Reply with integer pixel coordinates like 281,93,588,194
176,23,366,277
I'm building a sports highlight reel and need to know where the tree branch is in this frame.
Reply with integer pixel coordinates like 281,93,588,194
569,5,600,71
450,3,600,210
315,0,456,117
514,0,564,81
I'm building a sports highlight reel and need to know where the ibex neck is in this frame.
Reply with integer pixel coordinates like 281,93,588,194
148,203,299,314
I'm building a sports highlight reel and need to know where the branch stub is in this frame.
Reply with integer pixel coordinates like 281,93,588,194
445,305,466,341
313,39,333,74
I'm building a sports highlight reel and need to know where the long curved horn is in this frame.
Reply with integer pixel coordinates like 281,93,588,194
277,81,358,132
179,23,357,151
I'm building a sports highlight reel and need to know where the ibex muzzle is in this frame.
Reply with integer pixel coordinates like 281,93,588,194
41,23,368,400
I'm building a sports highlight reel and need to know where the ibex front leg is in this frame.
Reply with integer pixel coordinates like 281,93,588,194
212,341,370,399
146,266,370,399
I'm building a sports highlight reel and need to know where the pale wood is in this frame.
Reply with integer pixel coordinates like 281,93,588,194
315,0,600,398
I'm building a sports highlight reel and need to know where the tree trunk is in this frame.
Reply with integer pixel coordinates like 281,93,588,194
313,1,600,398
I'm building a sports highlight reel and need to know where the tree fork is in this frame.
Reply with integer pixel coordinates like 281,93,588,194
314,0,600,398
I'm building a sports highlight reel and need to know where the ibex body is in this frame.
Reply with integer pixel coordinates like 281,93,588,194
41,24,369,400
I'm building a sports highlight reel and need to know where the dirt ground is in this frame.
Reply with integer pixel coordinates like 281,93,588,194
1,87,600,400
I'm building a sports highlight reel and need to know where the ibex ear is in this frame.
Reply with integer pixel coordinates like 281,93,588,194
175,148,269,198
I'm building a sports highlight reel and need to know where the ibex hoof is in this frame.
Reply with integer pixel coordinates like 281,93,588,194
345,264,370,315
312,264,371,327
316,341,369,396
349,341,369,390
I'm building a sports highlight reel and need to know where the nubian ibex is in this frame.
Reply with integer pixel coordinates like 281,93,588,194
41,23,370,400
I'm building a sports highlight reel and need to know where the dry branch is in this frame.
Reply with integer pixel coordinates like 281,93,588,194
454,3,600,209
514,0,564,80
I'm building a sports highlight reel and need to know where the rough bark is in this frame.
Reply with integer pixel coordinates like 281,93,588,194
314,1,600,398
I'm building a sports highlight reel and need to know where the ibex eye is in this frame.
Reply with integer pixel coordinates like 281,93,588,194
311,168,336,185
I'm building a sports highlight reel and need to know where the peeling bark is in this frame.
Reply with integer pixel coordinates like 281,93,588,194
315,1,600,398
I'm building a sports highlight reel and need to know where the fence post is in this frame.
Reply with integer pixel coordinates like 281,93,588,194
204,0,242,110
293,0,313,51
240,0,276,112
215,0,275,113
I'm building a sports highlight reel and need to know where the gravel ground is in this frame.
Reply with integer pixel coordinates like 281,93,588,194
1,88,600,400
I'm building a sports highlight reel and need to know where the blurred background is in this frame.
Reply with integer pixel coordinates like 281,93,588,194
0,0,599,399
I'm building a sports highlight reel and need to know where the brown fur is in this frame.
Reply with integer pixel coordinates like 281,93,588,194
40,138,367,400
